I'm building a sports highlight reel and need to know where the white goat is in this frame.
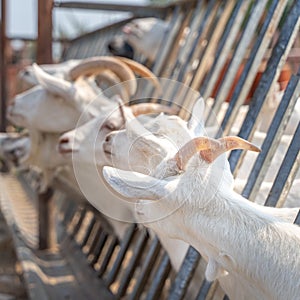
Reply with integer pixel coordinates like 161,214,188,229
57,102,180,239
8,56,160,133
6,56,159,194
105,99,298,299
7,58,137,132
103,131,300,300
108,18,169,62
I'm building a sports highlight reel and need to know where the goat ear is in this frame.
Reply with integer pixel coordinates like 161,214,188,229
188,98,205,136
108,95,134,124
103,167,166,201
32,63,74,100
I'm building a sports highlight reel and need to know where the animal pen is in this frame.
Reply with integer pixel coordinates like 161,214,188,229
0,0,300,299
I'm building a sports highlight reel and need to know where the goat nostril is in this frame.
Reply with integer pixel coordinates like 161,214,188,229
59,137,69,144
105,135,111,143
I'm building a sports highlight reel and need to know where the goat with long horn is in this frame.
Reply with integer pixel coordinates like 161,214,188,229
103,100,300,300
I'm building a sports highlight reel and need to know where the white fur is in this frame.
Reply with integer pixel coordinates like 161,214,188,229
19,60,81,87
103,99,300,299
57,100,206,271
104,153,300,300
7,64,112,133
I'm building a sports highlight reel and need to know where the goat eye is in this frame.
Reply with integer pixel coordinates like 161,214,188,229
104,122,116,131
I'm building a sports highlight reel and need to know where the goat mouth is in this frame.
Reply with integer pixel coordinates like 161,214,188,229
103,144,113,156
59,149,72,154
6,111,24,122
58,145,79,155
104,149,113,157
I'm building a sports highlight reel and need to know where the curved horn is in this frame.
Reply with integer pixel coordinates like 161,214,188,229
32,63,73,99
69,56,137,97
115,56,161,92
95,70,129,102
174,137,218,170
175,136,261,170
130,103,179,116
95,70,121,86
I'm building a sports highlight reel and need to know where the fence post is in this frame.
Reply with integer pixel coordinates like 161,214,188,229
37,0,53,64
0,0,7,131
38,187,54,250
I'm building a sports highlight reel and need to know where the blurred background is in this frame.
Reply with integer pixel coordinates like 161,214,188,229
0,0,171,131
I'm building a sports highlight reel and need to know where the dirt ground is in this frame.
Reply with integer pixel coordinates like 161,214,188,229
0,211,27,300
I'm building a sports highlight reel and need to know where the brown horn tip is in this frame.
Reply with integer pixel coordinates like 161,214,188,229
200,136,261,163
115,56,161,91
220,136,261,153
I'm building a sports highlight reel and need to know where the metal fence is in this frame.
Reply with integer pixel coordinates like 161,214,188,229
1,0,299,299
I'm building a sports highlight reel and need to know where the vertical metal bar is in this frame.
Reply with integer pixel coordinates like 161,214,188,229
168,246,201,300
117,232,148,297
265,122,300,208
176,0,216,84
147,7,187,102
220,0,289,137
177,2,224,121
69,206,86,239
242,73,300,201
168,1,218,120
37,0,53,64
62,200,76,226
152,6,183,76
129,237,161,300
0,0,7,131
196,279,213,300
145,253,171,300
190,0,236,92
80,214,96,248
206,0,268,126
167,0,205,81
97,236,118,277
294,210,300,225
201,0,248,98
89,230,108,267
87,223,102,260
228,0,300,174
105,223,137,286
162,1,203,79
38,187,54,250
